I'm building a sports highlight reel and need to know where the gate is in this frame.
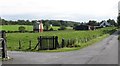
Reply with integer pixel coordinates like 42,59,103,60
0,31,7,59
36,36,59,50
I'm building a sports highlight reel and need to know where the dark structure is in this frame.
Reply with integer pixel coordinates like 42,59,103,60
33,20,43,32
74,25,95,30
34,36,59,50
0,30,7,59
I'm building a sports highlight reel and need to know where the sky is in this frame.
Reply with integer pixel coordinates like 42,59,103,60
0,0,120,22
118,1,120,14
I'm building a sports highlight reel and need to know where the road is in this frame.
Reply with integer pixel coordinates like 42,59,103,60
2,31,119,64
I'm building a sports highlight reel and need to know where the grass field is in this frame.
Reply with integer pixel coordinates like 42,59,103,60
0,25,60,31
1,25,33,31
6,27,117,51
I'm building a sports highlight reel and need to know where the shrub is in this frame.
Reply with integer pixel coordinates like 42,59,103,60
49,27,54,31
58,26,66,30
18,26,26,33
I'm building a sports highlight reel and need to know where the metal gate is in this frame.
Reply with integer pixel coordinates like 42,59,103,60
0,31,7,59
0,38,3,58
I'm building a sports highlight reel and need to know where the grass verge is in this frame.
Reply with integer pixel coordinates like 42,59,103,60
18,34,109,52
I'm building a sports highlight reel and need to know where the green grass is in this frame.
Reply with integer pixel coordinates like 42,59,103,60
0,25,73,31
6,27,117,52
37,34,109,52
10,34,109,52
1,25,33,31
0,25,61,31
50,26,60,30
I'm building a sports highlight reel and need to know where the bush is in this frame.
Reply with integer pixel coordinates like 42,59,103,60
18,26,26,33
49,27,54,31
118,35,120,40
58,26,66,30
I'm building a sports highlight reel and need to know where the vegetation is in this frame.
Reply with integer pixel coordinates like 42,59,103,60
44,21,50,30
0,25,73,31
18,26,26,32
45,34,109,52
6,27,117,51
1,25,33,31
87,20,99,26
117,16,120,27
1,18,79,27
0,18,118,52
58,26,66,30
1,18,117,28
107,19,117,26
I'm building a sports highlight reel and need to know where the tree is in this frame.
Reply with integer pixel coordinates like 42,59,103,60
1,19,8,25
107,19,116,26
117,16,120,27
18,26,26,32
49,27,54,31
44,21,50,31
87,20,98,26
58,26,66,30
49,20,61,26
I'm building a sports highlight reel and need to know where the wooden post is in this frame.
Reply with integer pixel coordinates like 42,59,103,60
19,40,21,49
61,38,64,48
1,31,7,58
67,39,70,47
55,36,58,49
29,40,32,49
47,38,49,50
53,36,55,49
38,36,42,50
37,37,40,50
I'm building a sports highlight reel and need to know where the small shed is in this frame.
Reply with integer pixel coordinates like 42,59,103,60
33,20,43,32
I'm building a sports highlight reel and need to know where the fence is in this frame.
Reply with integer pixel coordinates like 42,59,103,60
0,31,7,59
32,36,59,50
61,38,77,48
17,35,100,50
61,35,99,48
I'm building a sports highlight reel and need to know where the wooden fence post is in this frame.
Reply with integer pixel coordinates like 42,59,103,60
53,36,55,49
67,39,70,47
29,40,32,49
19,40,21,49
1,31,7,58
61,38,64,48
38,36,42,50
55,36,58,49
37,37,40,50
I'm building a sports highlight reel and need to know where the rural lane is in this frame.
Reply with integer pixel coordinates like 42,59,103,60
2,30,119,64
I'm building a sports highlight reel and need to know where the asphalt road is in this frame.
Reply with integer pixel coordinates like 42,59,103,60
2,31,119,64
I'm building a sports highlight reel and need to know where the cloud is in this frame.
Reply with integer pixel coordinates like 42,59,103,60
0,0,119,22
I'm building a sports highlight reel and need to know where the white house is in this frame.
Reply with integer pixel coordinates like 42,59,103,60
100,21,111,27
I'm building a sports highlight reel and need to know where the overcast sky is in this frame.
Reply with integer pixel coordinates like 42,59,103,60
0,0,119,22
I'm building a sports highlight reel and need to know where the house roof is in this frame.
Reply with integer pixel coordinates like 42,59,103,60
100,21,110,26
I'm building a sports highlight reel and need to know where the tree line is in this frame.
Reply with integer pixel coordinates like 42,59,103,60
1,18,80,27
0,17,118,27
